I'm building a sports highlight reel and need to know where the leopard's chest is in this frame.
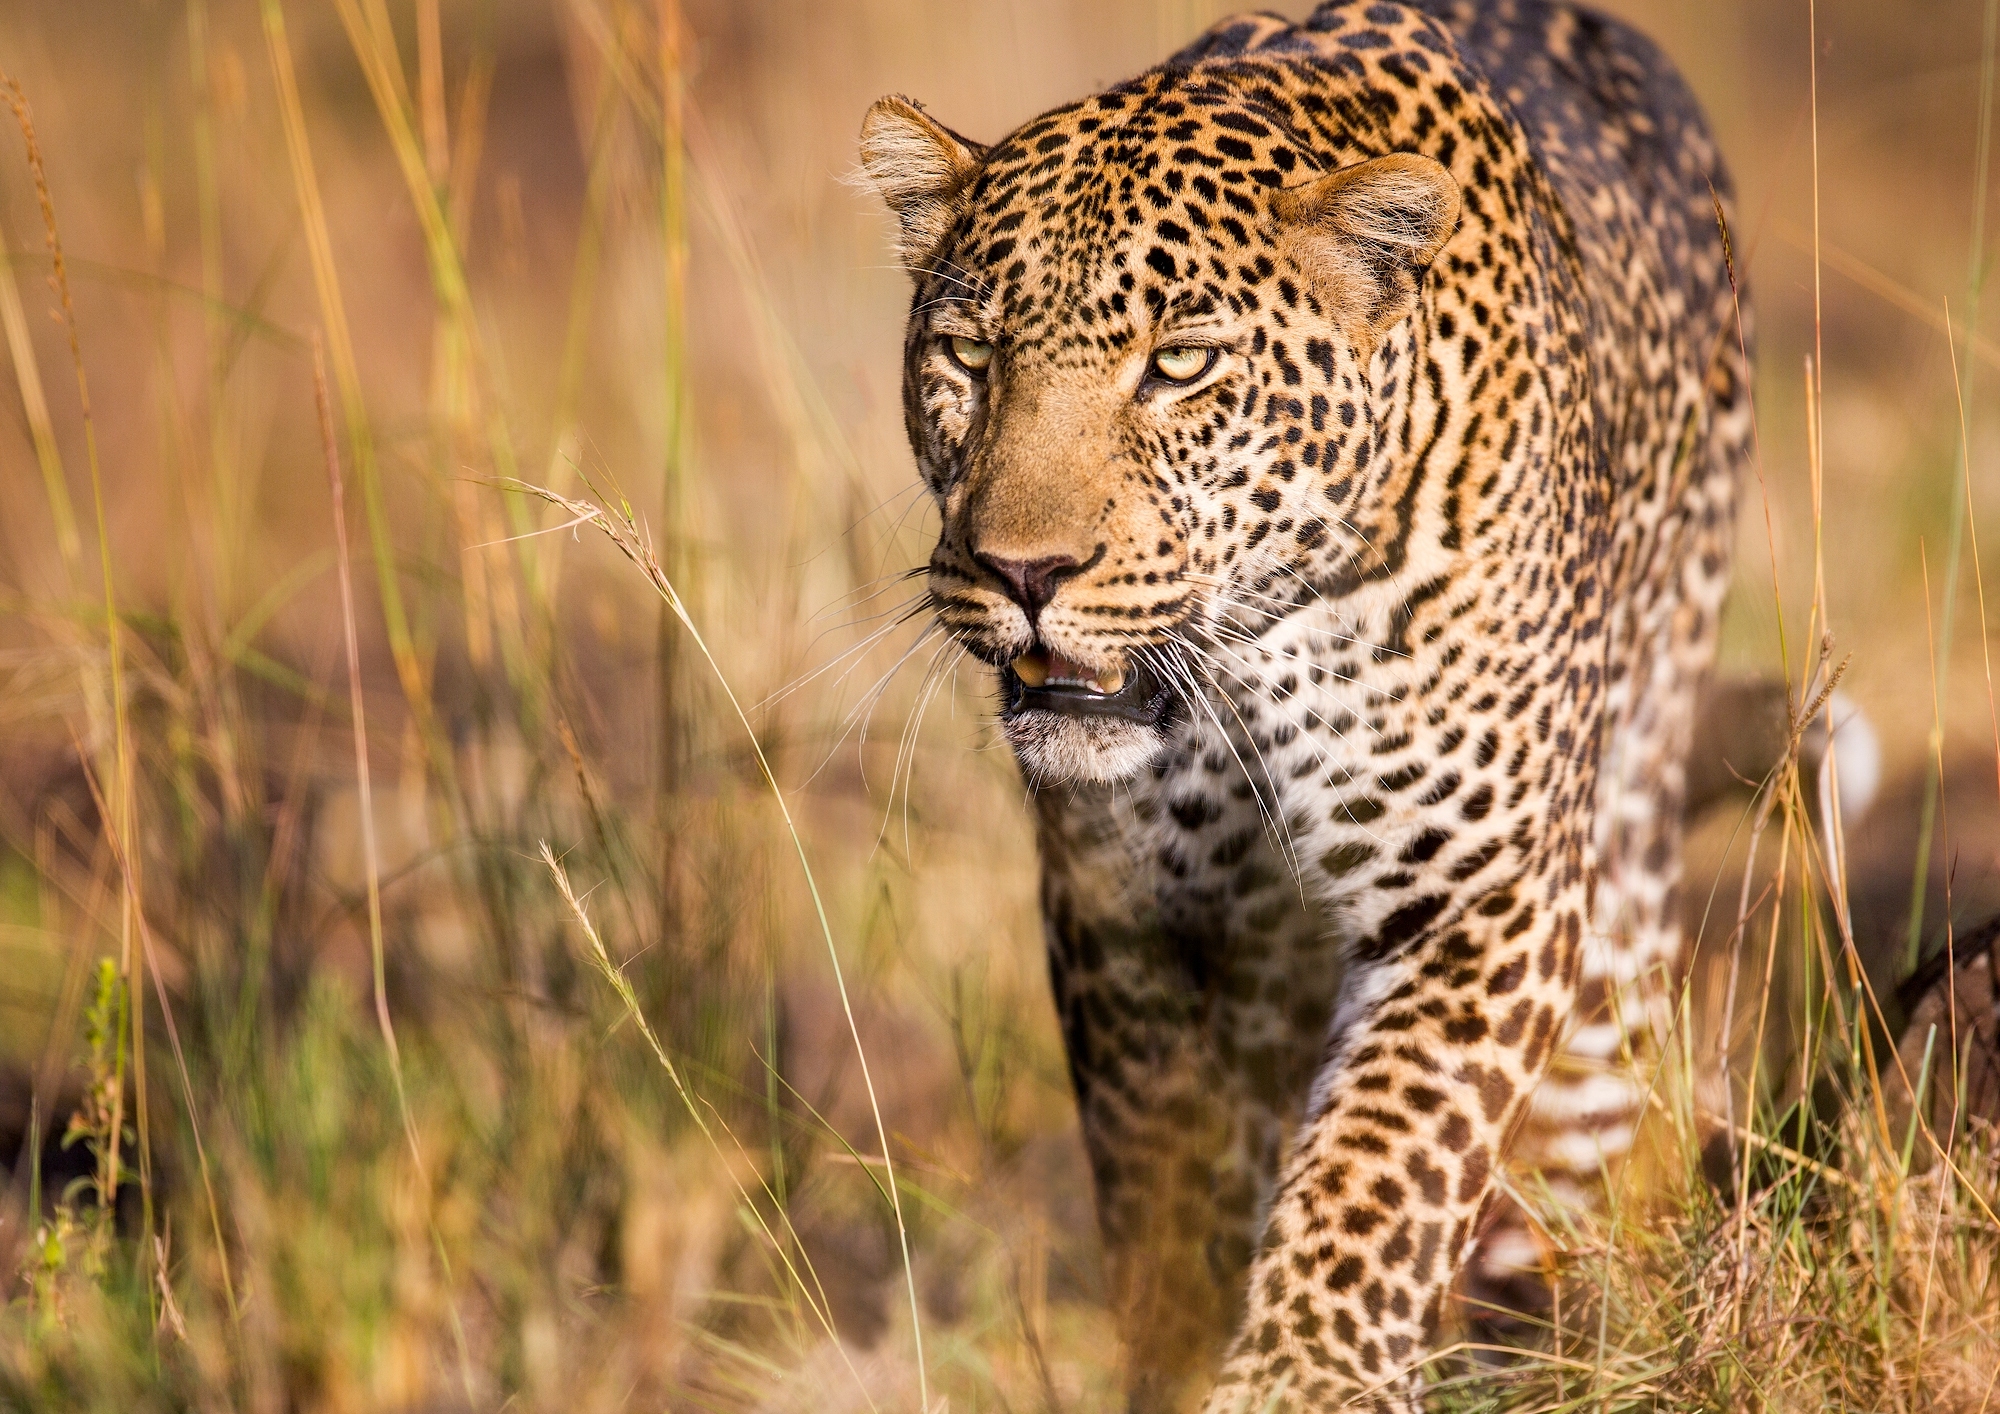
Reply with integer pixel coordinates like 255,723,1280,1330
1126,584,1550,942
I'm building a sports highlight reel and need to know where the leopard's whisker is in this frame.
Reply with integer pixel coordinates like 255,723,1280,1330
874,634,962,856
791,619,946,792
1152,632,1310,888
759,594,930,712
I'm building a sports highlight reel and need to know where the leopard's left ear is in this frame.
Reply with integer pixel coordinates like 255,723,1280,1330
858,96,987,274
1273,152,1461,352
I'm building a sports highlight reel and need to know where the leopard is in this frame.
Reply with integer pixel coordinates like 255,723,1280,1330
859,2,1751,1409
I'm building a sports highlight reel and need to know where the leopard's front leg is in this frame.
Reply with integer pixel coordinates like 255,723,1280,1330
1201,851,1592,1411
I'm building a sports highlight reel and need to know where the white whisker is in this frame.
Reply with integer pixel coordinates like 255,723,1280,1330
1145,636,1307,889
760,595,931,712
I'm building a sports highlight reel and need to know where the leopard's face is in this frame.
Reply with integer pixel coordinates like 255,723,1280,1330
863,82,1459,784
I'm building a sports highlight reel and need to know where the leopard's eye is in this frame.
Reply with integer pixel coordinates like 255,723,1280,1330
948,336,994,374
1150,345,1214,383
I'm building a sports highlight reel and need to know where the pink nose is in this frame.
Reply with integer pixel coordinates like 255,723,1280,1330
975,552,1081,621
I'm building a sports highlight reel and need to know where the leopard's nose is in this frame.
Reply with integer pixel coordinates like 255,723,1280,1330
974,552,1082,622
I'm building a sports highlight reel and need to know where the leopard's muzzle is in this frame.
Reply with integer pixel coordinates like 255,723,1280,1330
999,646,1173,727
986,641,1185,784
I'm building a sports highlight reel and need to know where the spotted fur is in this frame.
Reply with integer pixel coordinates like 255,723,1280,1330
861,3,1746,1408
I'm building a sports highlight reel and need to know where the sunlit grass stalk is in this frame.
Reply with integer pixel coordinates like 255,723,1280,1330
1942,306,2000,828
333,0,587,743
312,337,477,1404
558,1,908,837
558,3,874,505
137,81,242,836
331,0,544,627
416,0,448,181
1,69,148,1243
540,842,877,1410
1908,0,2000,972
185,0,224,377
535,20,627,595
260,0,434,738
654,0,698,978
333,0,469,316
527,482,932,1411
0,226,79,583
1794,0,1902,1203
1940,308,2000,1197
69,742,237,1327
659,0,689,548
1803,0,1829,689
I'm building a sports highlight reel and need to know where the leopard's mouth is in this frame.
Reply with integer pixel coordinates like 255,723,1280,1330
1000,647,1170,726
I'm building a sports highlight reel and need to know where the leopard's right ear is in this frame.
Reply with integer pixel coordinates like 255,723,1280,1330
857,96,985,274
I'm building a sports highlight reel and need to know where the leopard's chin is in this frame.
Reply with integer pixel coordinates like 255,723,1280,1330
1002,711,1170,785
997,656,1176,784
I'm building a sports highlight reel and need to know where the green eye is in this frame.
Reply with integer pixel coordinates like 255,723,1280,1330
1151,345,1213,383
948,336,994,374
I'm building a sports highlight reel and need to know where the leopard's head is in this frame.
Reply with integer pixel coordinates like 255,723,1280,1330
860,76,1459,785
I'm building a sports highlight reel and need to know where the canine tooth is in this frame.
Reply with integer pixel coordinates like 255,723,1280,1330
1013,654,1049,687
1093,666,1126,694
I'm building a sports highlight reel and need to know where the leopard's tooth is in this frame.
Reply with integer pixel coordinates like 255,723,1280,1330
1013,653,1049,687
1092,666,1126,694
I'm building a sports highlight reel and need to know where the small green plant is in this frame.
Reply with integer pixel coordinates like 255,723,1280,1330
19,960,129,1334
62,961,131,1223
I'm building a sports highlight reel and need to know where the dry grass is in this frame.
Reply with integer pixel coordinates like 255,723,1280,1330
0,1,1998,1412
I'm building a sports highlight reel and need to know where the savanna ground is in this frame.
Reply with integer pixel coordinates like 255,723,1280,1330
0,1,1997,1410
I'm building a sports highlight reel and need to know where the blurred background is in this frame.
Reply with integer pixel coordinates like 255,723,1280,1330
0,1,1997,1410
